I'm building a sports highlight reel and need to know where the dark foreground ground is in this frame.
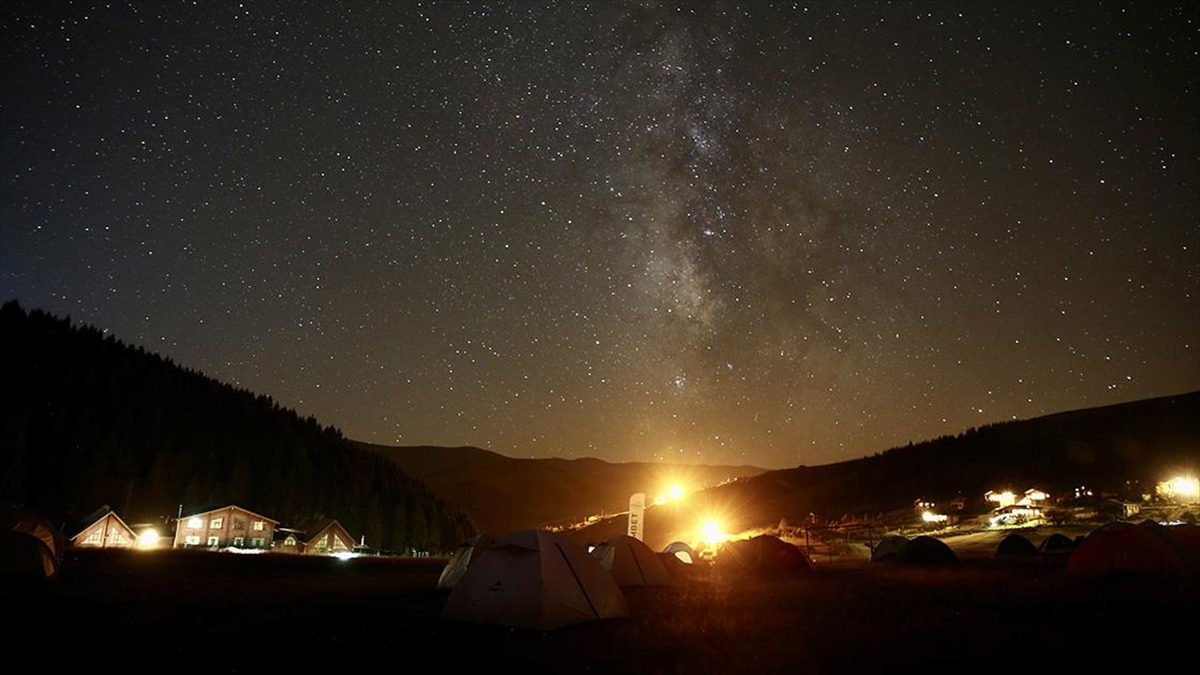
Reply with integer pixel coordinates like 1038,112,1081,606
10,549,1197,673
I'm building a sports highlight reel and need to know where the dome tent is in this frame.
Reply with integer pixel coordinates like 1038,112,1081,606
441,530,628,630
592,535,674,587
1067,522,1200,581
1039,533,1076,554
663,541,696,564
718,535,811,576
996,533,1038,557
899,536,958,567
0,530,57,580
871,535,910,562
437,534,495,590
3,510,64,562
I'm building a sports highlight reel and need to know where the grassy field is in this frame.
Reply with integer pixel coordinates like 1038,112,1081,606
9,548,1197,673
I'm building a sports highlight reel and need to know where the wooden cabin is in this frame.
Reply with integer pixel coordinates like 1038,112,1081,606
173,506,278,550
72,509,137,548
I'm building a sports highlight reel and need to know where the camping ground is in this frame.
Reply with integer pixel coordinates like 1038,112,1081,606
10,547,1196,673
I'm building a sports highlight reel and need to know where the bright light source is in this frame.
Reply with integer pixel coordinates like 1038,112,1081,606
333,551,358,561
921,511,948,524
186,517,203,529
1156,476,1200,502
668,484,685,502
700,520,726,545
137,529,160,549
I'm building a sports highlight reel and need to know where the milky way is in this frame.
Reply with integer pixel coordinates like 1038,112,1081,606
2,3,1196,467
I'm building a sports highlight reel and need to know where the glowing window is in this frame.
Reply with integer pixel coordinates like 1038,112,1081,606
233,537,244,546
186,518,203,529
253,521,265,531
84,529,103,545
185,535,200,545
206,536,219,547
210,517,223,529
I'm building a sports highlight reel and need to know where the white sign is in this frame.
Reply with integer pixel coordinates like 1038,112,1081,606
628,493,646,541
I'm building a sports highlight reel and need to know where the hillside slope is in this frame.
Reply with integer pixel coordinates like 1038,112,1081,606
0,301,472,551
572,392,1200,548
359,442,765,535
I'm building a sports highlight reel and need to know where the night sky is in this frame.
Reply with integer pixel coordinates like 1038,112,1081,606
2,2,1197,468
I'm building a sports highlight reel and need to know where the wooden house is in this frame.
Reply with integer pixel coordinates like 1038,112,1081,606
173,505,278,550
71,509,137,548
274,519,357,555
299,519,356,555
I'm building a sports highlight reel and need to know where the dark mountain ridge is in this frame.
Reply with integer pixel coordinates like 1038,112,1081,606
359,442,765,535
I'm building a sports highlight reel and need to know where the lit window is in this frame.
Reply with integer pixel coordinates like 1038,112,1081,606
84,529,103,545
109,531,127,544
251,537,265,547
185,535,201,545
253,520,265,531
186,517,203,529
233,537,244,546
210,517,223,529
207,536,220,547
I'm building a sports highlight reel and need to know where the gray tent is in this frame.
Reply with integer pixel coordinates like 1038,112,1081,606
442,530,628,630
436,534,495,590
592,535,674,587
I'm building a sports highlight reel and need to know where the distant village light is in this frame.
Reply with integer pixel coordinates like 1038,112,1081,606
1157,476,1200,502
921,511,948,524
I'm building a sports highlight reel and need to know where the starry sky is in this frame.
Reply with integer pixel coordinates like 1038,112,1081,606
2,2,1197,469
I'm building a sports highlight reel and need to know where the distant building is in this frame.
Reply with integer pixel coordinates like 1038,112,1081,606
913,499,936,512
988,504,1044,528
271,520,356,555
71,508,136,548
985,490,1016,509
1103,499,1141,519
1018,489,1049,506
173,506,278,550
274,528,303,553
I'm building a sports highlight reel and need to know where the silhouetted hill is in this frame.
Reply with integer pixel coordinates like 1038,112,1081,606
357,442,765,535
0,301,471,551
573,392,1200,548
